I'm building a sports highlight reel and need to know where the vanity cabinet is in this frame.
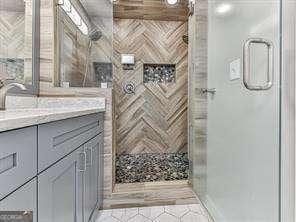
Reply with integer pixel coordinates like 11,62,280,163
0,179,37,222
0,112,104,222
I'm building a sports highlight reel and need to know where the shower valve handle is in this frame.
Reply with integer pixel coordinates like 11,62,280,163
201,88,216,95
123,82,136,94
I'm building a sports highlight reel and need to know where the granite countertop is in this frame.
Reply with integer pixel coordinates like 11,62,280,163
0,97,106,132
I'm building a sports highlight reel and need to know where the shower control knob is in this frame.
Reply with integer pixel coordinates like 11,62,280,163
123,82,136,94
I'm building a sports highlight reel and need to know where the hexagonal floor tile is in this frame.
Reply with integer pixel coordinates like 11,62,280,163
181,212,209,222
96,214,121,222
124,208,139,221
111,208,139,222
165,205,189,218
139,206,165,220
153,212,179,222
128,214,152,222
111,209,126,221
187,204,206,215
96,210,113,222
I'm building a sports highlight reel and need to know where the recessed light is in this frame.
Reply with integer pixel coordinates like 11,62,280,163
215,3,233,14
166,0,178,6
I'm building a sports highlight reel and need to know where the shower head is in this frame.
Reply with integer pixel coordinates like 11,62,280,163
89,29,102,41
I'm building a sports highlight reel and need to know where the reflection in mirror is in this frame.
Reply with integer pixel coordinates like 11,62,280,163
55,0,113,88
0,0,33,85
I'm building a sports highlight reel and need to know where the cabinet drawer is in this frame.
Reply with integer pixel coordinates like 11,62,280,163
38,113,103,172
0,127,37,200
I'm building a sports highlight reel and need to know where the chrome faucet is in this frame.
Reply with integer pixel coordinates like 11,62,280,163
0,80,27,110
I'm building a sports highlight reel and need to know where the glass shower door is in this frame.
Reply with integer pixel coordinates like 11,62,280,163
196,0,281,222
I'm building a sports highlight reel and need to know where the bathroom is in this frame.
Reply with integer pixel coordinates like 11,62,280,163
0,0,295,221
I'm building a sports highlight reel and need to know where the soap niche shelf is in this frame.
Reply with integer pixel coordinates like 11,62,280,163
143,63,176,83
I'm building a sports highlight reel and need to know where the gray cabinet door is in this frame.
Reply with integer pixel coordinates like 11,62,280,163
0,178,37,222
38,147,84,222
0,127,37,200
98,133,104,209
84,135,100,222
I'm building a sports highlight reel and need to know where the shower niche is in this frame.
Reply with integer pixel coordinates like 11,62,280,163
143,63,176,83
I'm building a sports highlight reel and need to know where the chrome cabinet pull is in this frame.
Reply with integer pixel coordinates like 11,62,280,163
79,151,86,172
86,147,93,166
243,38,274,91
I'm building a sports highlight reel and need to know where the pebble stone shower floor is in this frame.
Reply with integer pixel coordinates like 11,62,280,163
116,153,189,183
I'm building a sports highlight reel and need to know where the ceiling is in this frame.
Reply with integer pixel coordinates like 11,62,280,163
113,0,189,21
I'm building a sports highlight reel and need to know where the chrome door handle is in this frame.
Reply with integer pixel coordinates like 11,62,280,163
201,88,216,95
243,38,274,91
86,147,93,166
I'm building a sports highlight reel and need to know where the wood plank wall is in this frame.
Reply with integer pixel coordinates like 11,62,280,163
113,19,188,154
113,0,189,21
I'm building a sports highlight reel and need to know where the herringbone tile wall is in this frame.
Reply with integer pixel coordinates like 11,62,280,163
0,11,25,59
113,19,188,154
0,10,25,80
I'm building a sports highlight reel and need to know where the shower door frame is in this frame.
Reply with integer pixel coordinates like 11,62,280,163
281,0,295,221
188,0,296,221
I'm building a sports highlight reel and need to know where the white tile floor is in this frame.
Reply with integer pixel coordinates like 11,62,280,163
96,204,212,222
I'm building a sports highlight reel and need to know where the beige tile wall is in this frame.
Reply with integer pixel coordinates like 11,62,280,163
188,0,208,197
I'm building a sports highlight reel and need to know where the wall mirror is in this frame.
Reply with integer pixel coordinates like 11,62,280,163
53,0,113,88
0,0,39,94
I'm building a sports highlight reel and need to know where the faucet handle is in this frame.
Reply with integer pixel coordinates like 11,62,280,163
0,77,17,87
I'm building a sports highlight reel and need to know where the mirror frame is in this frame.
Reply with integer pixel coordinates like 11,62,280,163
10,0,40,95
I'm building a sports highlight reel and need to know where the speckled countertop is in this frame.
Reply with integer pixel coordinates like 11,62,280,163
0,97,105,132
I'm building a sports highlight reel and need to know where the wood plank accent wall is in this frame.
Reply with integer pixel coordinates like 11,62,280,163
114,19,188,154
113,0,189,21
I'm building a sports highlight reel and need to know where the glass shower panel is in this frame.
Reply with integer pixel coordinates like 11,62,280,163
192,0,281,222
